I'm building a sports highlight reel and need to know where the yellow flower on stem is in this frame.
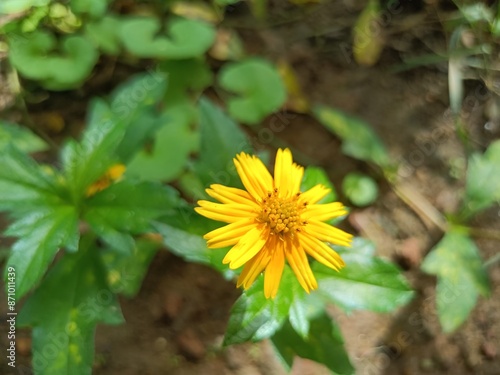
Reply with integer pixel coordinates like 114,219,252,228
195,149,353,299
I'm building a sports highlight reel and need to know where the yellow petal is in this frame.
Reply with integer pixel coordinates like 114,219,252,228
207,184,258,206
234,153,273,200
204,219,257,248
223,225,269,269
264,240,285,299
274,148,293,198
285,237,318,293
237,243,273,289
298,184,331,205
290,163,304,195
303,202,347,221
304,220,353,246
299,232,345,271
195,200,257,223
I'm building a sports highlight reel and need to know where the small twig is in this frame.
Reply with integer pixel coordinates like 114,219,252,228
484,252,500,268
467,227,500,242
391,182,449,232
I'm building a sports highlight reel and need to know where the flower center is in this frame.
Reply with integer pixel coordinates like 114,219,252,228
259,189,307,236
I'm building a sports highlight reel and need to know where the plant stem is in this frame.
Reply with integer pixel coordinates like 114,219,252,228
484,252,500,268
467,226,500,242
391,182,449,232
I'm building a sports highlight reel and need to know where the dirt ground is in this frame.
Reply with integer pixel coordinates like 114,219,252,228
1,0,500,374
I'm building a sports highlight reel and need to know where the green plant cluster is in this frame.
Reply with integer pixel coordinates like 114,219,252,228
315,106,498,334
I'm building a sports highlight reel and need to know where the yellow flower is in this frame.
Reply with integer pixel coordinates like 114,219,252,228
195,149,352,298
86,164,126,197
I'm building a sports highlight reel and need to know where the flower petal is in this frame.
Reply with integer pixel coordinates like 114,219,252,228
195,200,257,223
304,220,353,246
264,240,285,298
234,153,273,200
207,184,258,206
204,219,257,248
285,237,318,293
290,163,304,195
303,202,347,221
237,242,273,289
299,232,345,271
298,184,331,205
274,148,293,198
223,225,269,269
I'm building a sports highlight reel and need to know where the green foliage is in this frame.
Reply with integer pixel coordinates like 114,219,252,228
218,58,286,124
314,105,391,168
8,31,98,90
314,238,414,313
271,315,354,375
342,172,379,207
223,267,307,345
119,17,215,59
61,99,126,201
194,97,250,189
0,121,47,153
17,238,124,375
84,181,179,254
462,140,500,217
301,166,337,203
84,15,122,55
101,238,161,297
353,0,384,66
0,0,50,14
421,230,490,332
154,205,230,275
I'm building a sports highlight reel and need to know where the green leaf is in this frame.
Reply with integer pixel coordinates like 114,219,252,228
223,267,304,345
85,15,122,54
5,206,79,299
288,291,325,339
342,172,379,207
109,71,169,162
101,238,160,297
127,118,198,182
314,237,414,313
70,0,109,18
17,239,124,375
61,99,127,201
0,146,61,212
8,30,98,89
421,231,490,332
153,208,229,274
218,58,286,124
119,17,215,59
194,97,250,188
353,0,384,66
0,121,47,153
314,105,390,168
0,0,49,14
463,140,500,216
301,166,337,203
271,314,354,375
84,181,179,253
